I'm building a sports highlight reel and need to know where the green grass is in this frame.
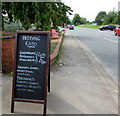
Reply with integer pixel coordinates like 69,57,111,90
77,24,102,29
50,39,58,54
53,33,64,65
77,24,119,29
50,31,64,55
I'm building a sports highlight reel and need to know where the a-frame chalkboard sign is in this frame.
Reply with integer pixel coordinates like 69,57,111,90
11,31,50,116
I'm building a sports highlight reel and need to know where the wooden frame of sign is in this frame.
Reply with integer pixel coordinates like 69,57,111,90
11,31,50,116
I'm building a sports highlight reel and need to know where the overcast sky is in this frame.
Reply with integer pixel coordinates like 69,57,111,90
63,0,119,22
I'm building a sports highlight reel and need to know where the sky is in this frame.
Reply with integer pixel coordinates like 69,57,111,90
63,0,119,22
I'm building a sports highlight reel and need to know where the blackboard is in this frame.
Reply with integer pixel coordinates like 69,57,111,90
12,31,49,102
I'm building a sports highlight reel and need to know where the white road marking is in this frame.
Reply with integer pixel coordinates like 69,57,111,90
104,38,118,43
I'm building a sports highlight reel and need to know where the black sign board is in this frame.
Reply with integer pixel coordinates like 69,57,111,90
11,31,50,116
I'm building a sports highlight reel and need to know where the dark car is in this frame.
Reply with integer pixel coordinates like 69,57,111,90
99,25,116,31
114,26,120,36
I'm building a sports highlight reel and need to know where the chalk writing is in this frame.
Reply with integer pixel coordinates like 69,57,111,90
16,84,28,88
17,69,33,74
22,35,41,48
18,66,30,69
19,51,46,65
18,66,39,70
22,35,41,41
17,73,31,76
17,76,35,81
25,41,37,48
16,74,42,93
16,65,42,93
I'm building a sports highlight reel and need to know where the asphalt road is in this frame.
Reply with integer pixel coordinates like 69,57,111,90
66,27,118,83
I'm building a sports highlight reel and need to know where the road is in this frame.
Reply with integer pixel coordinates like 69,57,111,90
66,27,118,83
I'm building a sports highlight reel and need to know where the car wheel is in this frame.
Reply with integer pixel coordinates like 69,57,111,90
114,31,117,36
101,29,104,31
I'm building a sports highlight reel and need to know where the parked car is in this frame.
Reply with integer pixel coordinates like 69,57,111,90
51,29,59,39
69,25,74,30
114,26,120,36
59,28,65,31
99,25,116,31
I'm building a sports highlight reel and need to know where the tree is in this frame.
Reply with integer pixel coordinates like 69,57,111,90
103,11,118,25
50,2,73,28
95,11,106,25
72,14,81,25
2,2,37,30
2,2,73,30
118,11,120,25
80,17,87,24
72,14,87,25
65,16,71,25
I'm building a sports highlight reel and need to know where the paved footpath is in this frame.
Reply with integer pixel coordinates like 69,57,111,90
1,30,118,115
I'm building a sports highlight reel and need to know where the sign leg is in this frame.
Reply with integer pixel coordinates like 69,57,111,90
48,72,50,92
48,57,50,93
43,102,47,116
11,98,14,113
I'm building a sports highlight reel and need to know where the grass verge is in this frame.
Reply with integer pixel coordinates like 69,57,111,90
53,33,64,65
77,24,101,29
77,24,119,29
50,38,58,54
50,31,62,54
